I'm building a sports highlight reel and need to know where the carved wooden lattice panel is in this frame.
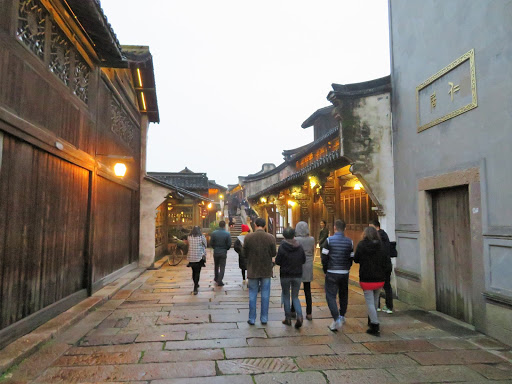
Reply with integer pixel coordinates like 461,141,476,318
17,0,46,60
49,22,71,85
110,97,136,150
73,57,90,103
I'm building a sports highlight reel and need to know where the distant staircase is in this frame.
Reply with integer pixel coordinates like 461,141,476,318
230,215,243,245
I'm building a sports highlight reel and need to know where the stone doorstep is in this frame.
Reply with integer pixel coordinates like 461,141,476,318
0,267,147,375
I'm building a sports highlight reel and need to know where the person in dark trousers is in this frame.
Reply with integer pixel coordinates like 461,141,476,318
321,219,354,332
276,227,306,328
233,224,250,283
210,221,231,286
318,220,329,248
293,221,315,320
354,226,387,336
187,226,207,295
370,219,393,313
243,218,276,325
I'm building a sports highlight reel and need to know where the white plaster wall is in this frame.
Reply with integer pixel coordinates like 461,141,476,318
139,180,172,268
353,93,396,240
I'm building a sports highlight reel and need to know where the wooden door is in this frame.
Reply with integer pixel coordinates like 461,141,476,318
432,186,473,324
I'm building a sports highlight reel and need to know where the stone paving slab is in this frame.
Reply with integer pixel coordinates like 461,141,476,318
324,368,399,383
186,328,267,340
296,353,418,370
469,362,512,380
254,371,327,384
387,365,486,382
217,357,298,375
406,349,505,365
363,339,439,354
164,338,248,350
33,361,216,382
156,314,210,324
52,351,141,366
66,342,164,355
152,376,254,384
141,349,224,363
247,334,351,347
224,345,334,359
134,331,186,342
328,343,372,354
427,338,479,350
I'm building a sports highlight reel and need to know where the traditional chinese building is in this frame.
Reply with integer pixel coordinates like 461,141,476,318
389,0,512,345
139,169,225,266
0,0,158,348
240,76,395,256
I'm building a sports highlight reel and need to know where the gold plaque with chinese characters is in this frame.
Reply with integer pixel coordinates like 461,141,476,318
416,49,477,132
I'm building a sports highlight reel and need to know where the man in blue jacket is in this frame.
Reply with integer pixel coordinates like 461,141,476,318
210,221,232,286
321,219,353,332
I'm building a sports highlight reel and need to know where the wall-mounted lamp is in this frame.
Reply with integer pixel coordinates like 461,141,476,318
354,182,363,191
114,163,127,177
219,194,224,199
207,203,212,209
260,197,267,203
287,200,297,207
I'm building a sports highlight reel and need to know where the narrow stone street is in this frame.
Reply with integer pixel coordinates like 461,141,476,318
3,249,511,383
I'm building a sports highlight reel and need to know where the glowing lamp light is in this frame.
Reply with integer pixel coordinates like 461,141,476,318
114,163,127,177
260,197,267,203
207,203,212,209
310,180,317,188
219,195,223,199
287,200,297,207
354,182,363,190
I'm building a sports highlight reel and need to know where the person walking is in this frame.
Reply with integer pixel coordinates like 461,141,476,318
243,217,276,325
276,227,306,328
187,226,207,295
318,220,329,248
210,221,231,286
294,221,315,320
369,219,393,314
354,226,387,336
233,224,251,283
321,219,353,332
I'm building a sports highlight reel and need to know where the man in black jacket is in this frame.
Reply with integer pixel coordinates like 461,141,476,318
321,219,353,331
210,221,232,286
370,219,393,313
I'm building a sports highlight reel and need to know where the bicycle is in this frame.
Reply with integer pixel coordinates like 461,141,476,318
167,240,187,266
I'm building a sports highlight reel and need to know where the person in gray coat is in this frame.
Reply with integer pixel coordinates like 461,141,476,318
293,221,315,320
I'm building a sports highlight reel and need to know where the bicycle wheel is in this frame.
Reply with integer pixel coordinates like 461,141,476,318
168,251,184,266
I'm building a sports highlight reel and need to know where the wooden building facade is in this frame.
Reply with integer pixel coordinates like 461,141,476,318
0,0,159,348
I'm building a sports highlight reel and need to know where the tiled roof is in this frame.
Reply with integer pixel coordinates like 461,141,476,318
247,150,348,200
145,176,212,202
148,172,209,190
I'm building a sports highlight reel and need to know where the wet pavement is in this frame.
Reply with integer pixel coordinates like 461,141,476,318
2,249,511,383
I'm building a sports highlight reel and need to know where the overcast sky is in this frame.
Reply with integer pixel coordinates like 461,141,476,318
101,0,390,187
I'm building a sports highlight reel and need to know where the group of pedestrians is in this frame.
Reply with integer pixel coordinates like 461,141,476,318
184,216,393,337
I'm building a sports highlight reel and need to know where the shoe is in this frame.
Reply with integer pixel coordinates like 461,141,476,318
328,316,343,332
377,307,382,312
193,287,198,295
217,282,224,286
295,316,303,329
366,322,380,336
306,314,312,321
382,306,393,314
290,311,297,319
339,316,346,324
282,318,291,326
247,320,255,325
261,321,267,325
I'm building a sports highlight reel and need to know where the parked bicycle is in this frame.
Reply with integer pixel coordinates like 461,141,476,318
167,236,188,266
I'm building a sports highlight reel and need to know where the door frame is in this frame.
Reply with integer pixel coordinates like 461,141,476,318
418,167,483,326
